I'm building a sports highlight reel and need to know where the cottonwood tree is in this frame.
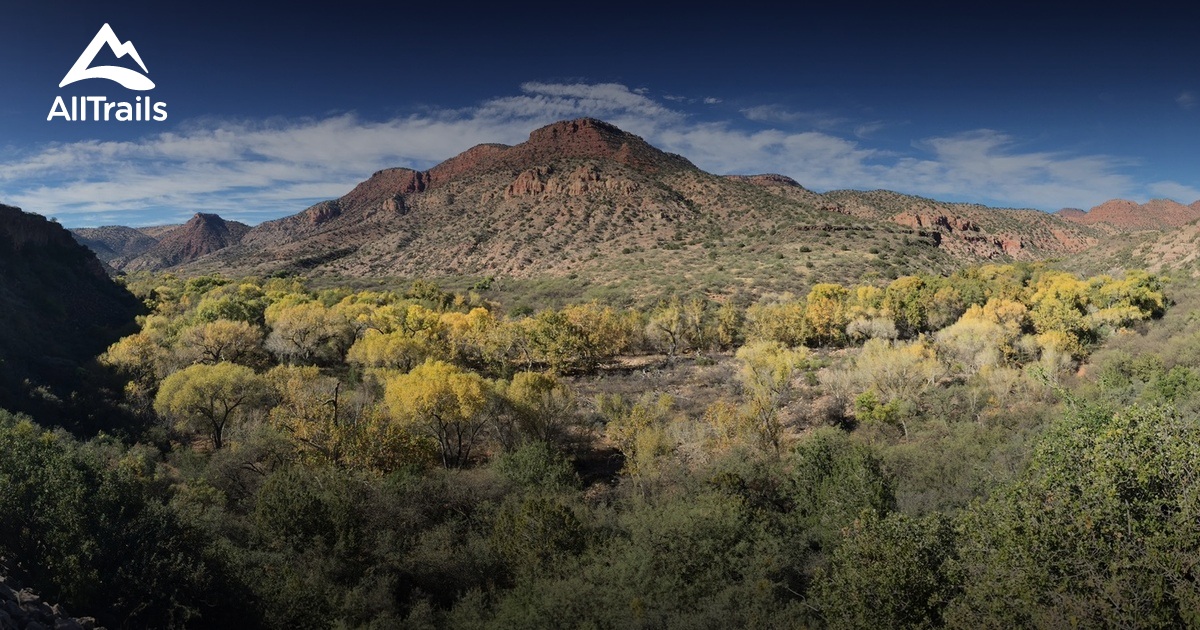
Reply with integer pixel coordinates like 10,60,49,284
384,359,496,468
154,363,270,449
497,371,576,448
264,300,353,365
805,283,851,346
176,319,264,366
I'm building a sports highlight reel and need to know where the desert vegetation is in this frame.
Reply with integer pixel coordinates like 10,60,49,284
4,261,1199,628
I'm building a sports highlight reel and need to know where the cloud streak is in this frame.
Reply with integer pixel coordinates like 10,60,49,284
0,81,1166,226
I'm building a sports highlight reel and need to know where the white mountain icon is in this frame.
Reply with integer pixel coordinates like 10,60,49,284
59,23,155,91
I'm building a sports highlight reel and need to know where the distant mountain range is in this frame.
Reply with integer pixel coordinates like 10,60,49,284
65,118,1200,291
73,212,250,272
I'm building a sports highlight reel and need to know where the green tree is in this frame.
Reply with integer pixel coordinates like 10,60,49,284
884,275,928,338
815,512,958,629
949,403,1200,627
498,371,576,448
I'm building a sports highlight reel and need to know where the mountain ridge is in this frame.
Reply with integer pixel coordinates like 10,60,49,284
63,117,1193,292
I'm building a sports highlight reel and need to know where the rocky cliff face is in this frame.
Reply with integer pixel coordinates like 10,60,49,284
0,204,142,425
822,189,1098,260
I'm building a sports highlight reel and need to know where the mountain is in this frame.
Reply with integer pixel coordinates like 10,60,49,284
72,118,1163,298
120,213,250,272
73,213,250,273
178,118,964,295
71,224,158,265
820,189,1099,260
1056,198,1200,231
0,204,142,426
722,179,1100,260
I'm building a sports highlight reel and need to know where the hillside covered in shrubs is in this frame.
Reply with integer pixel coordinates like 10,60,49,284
4,262,1199,628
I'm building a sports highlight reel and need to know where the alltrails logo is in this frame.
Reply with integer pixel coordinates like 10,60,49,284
48,23,168,122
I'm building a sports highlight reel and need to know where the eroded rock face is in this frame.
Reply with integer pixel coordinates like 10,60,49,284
505,165,637,199
306,200,342,225
821,189,1098,261
725,173,804,188
1059,198,1200,230
381,196,407,214
891,213,979,233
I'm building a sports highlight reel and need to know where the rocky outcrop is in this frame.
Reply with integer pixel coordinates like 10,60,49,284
891,212,979,233
0,568,103,630
504,164,636,199
822,189,1098,261
305,200,342,225
1058,198,1200,231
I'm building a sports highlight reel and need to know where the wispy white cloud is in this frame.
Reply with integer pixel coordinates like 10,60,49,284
1147,180,1200,202
853,121,886,138
0,81,1169,226
1177,91,1196,109
741,104,849,130
881,131,1137,209
703,97,722,105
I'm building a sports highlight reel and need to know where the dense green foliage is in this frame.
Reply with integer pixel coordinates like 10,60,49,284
2,264,1196,628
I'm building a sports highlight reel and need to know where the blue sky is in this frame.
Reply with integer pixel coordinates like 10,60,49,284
1,2,1198,227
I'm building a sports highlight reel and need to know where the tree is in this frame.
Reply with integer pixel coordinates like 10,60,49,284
346,329,437,371
815,512,958,629
154,363,270,449
384,359,496,468
176,319,264,366
745,298,809,347
497,371,576,448
267,365,343,463
805,283,851,346
525,310,590,373
264,300,353,364
949,403,1200,627
562,302,642,364
646,298,686,363
935,317,1006,375
601,392,678,479
714,300,744,349
735,341,808,451
842,339,943,437
884,276,928,337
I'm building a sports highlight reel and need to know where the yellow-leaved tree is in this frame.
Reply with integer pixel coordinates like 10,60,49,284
175,319,264,366
496,371,576,448
154,362,270,449
805,283,851,346
735,340,809,451
384,359,496,468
